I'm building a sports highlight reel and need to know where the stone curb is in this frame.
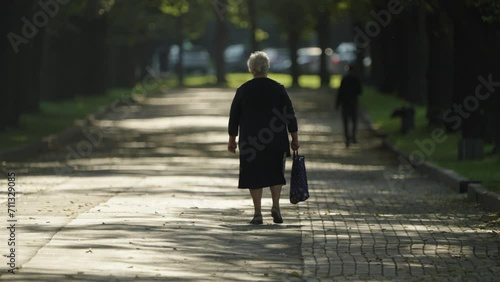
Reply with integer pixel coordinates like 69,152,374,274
0,97,139,162
381,139,469,194
361,111,500,212
468,184,500,212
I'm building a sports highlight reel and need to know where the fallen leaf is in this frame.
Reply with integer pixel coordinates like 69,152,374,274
290,271,301,278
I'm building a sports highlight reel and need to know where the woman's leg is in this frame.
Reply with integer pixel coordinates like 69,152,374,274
270,185,283,223
249,188,263,216
270,185,282,210
341,109,350,147
352,106,359,143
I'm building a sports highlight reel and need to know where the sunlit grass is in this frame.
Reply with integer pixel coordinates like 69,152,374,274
164,73,342,89
0,88,149,150
1,72,340,151
360,87,500,193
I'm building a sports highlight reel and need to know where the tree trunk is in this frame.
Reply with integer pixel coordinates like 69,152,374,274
396,9,409,101
40,28,77,100
0,1,18,130
284,0,301,88
25,27,45,113
15,0,43,114
288,28,300,88
1,0,42,130
442,0,496,159
494,90,500,154
370,0,402,93
452,10,487,139
247,0,258,52
484,24,500,153
79,13,109,96
426,10,454,129
400,3,427,105
215,9,227,85
316,8,331,88
369,27,385,90
176,15,185,87
352,20,368,81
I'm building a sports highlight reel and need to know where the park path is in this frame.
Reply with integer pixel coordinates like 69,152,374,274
0,87,499,281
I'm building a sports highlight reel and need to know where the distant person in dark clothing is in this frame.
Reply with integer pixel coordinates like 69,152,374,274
336,65,363,147
228,51,300,225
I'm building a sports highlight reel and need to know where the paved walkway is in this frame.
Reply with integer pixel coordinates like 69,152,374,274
1,87,499,281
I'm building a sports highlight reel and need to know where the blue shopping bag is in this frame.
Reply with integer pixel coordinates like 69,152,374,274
290,150,309,204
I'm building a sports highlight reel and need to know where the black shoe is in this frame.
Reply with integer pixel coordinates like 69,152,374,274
271,208,283,224
352,137,358,144
249,215,263,225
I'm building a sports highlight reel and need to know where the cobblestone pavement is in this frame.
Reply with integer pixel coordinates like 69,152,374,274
0,87,499,281
292,90,500,281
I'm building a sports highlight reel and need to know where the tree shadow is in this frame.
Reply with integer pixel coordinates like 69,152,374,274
1,88,499,281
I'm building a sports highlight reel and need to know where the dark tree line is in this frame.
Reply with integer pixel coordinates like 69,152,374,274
2,0,500,156
0,0,265,133
1,0,179,132
363,0,500,155
1,1,44,131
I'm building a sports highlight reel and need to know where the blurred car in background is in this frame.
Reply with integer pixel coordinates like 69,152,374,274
168,45,211,75
297,47,335,74
224,44,250,73
333,42,372,76
332,42,358,75
263,47,291,73
223,44,366,76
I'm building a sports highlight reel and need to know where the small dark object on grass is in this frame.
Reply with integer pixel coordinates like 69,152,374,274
391,106,415,134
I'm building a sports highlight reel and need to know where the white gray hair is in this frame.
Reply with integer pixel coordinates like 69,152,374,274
247,51,270,76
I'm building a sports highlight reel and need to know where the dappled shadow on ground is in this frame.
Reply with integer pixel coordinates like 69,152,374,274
0,88,306,281
302,181,500,280
0,88,499,281
14,204,303,281
290,91,500,280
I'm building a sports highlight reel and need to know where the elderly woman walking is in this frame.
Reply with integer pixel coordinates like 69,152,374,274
228,51,300,225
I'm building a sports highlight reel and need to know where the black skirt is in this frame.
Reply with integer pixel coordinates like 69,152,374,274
238,150,287,189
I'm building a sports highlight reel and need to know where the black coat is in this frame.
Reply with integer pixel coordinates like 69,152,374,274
336,73,362,111
228,77,298,161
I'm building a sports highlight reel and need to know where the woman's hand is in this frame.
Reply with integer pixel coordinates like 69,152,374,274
228,136,237,153
291,132,300,151
291,139,300,151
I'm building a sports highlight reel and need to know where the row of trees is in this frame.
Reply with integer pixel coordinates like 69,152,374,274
364,0,500,155
0,0,355,132
1,0,499,154
1,0,183,131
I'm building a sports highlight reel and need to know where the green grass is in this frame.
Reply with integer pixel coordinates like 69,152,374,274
1,73,339,151
0,88,145,150
164,73,342,89
160,75,218,88
360,86,500,193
